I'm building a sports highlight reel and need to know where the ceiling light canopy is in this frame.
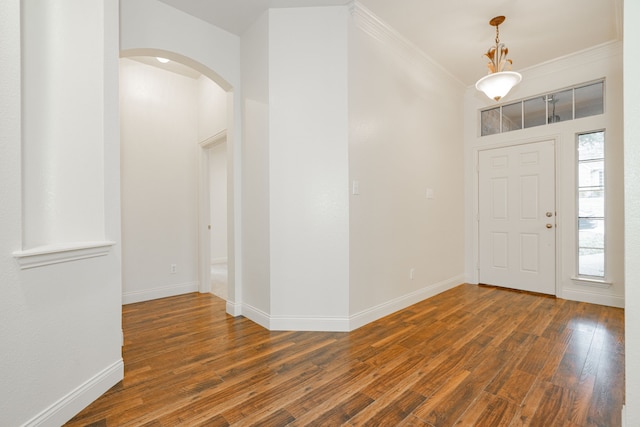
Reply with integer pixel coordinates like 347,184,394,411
475,16,521,102
156,57,170,63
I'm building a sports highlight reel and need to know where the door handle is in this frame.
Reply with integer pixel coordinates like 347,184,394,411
546,224,553,228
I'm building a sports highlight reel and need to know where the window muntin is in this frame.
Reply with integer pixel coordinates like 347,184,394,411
480,80,604,136
577,131,605,278
501,102,522,132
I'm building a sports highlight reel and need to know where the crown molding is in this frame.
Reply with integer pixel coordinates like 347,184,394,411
518,40,622,80
348,1,465,88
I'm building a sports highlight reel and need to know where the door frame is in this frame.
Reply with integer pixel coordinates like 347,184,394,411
198,129,227,295
473,135,562,295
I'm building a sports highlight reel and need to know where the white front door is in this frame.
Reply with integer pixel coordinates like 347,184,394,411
478,140,556,295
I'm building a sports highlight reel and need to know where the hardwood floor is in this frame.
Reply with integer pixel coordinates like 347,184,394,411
65,284,625,426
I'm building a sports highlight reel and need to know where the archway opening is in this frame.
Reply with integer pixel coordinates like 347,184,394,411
119,48,235,308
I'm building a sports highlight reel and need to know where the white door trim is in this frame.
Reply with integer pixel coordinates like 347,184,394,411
198,130,227,296
473,135,561,295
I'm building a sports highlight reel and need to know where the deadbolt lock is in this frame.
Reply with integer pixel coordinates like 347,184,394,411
546,212,553,217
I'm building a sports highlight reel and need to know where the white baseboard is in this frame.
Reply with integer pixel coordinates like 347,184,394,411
226,299,242,317
236,275,464,332
240,303,271,330
22,359,123,427
122,281,198,304
349,275,464,331
270,315,350,332
560,288,624,308
240,303,350,331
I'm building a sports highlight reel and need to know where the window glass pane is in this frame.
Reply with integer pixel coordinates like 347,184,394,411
481,108,501,136
579,218,604,238
579,189,604,218
578,248,604,277
575,82,604,119
502,102,522,132
524,97,546,128
546,89,573,123
578,131,604,160
578,217,605,280
578,161,604,188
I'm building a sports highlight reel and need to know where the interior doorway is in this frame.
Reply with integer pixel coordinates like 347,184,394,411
478,140,557,295
200,136,228,301
120,50,235,309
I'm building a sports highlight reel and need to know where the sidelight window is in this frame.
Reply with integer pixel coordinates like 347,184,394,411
577,131,605,278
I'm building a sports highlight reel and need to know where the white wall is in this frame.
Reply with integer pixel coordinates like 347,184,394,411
241,11,272,317
21,0,105,248
268,7,351,327
348,4,466,325
240,4,466,330
120,0,242,307
463,42,624,308
197,75,228,142
624,0,640,423
0,1,123,425
120,58,200,303
209,143,228,263
241,6,353,329
120,0,240,91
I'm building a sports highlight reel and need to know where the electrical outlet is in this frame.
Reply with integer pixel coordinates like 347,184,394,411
170,264,177,274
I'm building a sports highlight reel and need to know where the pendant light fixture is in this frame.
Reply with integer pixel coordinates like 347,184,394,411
475,16,522,101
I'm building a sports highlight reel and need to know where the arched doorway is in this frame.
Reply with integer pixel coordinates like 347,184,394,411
119,48,236,311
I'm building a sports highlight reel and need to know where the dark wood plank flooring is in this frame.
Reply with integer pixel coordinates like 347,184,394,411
65,284,625,426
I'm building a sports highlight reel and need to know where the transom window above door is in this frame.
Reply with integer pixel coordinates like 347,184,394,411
480,80,604,137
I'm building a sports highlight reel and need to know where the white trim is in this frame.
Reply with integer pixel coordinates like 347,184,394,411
22,359,123,427
199,129,227,148
349,1,464,88
516,41,622,85
13,241,115,270
349,275,464,331
197,129,229,296
122,281,198,304
225,299,242,317
270,315,350,332
237,276,463,332
198,142,213,294
211,257,227,265
570,276,613,288
240,303,271,330
560,287,624,308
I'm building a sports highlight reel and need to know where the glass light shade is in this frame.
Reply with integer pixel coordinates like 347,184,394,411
475,71,522,101
156,57,170,63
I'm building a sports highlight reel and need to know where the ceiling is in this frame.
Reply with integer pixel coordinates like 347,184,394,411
157,0,623,86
